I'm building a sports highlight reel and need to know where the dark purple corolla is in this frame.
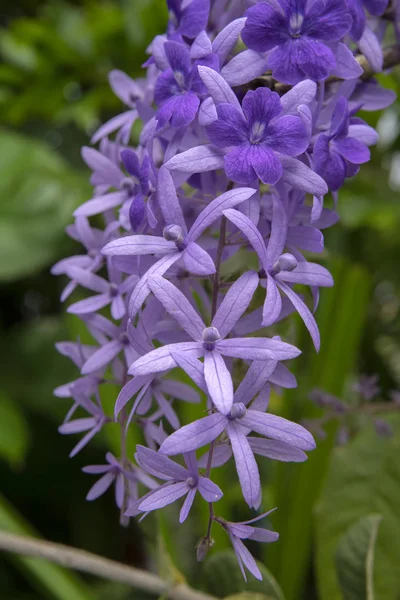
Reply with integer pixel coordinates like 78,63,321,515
314,96,379,191
155,40,218,128
242,0,353,84
205,87,309,185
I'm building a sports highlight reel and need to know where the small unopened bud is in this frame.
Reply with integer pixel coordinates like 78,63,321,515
196,537,214,562
202,326,220,343
163,224,183,243
278,253,298,272
202,326,221,350
229,402,247,420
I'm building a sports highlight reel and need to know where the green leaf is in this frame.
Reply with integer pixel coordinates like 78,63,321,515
0,129,90,281
203,550,285,599
336,514,382,600
315,416,400,600
0,492,94,600
0,392,29,467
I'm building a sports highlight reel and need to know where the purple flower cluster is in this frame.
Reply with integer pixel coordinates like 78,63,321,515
53,0,396,581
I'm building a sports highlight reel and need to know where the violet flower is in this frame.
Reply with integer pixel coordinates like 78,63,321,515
129,274,301,415
205,88,309,185
154,40,218,128
127,446,222,522
215,510,279,581
83,452,157,507
242,0,356,84
314,97,379,191
223,201,333,350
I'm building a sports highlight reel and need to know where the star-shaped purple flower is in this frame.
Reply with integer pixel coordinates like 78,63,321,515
205,87,309,185
242,0,353,84
155,40,218,128
129,273,301,415
126,446,222,523
314,97,378,191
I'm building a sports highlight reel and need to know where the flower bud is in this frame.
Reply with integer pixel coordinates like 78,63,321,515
229,402,247,420
196,537,214,562
278,253,298,272
163,224,184,243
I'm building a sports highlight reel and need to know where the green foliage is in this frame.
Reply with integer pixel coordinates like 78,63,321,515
224,595,275,600
0,0,167,130
0,393,30,467
336,514,382,600
202,550,285,600
0,129,90,281
315,416,400,600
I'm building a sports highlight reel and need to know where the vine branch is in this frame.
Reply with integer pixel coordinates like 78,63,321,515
0,530,216,600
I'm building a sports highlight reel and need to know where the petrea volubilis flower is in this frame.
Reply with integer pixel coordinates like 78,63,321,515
53,0,396,581
242,0,359,84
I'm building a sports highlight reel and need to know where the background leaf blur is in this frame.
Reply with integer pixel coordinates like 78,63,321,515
0,1,400,599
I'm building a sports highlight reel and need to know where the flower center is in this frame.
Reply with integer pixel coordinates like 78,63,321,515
119,332,130,345
121,177,136,194
109,283,119,298
228,403,247,420
250,121,266,145
186,476,197,488
289,13,304,37
174,70,186,90
270,253,298,276
202,326,221,351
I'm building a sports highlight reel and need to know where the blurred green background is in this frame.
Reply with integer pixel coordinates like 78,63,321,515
0,1,400,599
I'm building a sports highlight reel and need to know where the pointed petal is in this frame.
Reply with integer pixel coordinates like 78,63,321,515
248,437,307,462
169,350,207,393
227,421,260,509
204,351,234,415
188,188,257,242
115,376,153,417
86,472,115,501
102,235,176,257
179,487,196,523
157,167,187,233
266,195,288,265
234,359,278,406
241,410,316,450
138,482,188,512
218,337,301,361
136,445,188,480
197,477,223,502
81,340,122,374
148,276,205,340
165,145,225,174
129,342,202,376
223,208,268,270
183,243,216,275
262,275,282,327
212,271,259,338
159,413,227,455
276,281,320,351
128,253,181,319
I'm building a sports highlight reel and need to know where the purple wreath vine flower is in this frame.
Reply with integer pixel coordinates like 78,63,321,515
127,446,222,522
205,87,309,185
241,0,360,84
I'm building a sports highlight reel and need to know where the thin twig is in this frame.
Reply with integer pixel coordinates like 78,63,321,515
0,531,216,600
